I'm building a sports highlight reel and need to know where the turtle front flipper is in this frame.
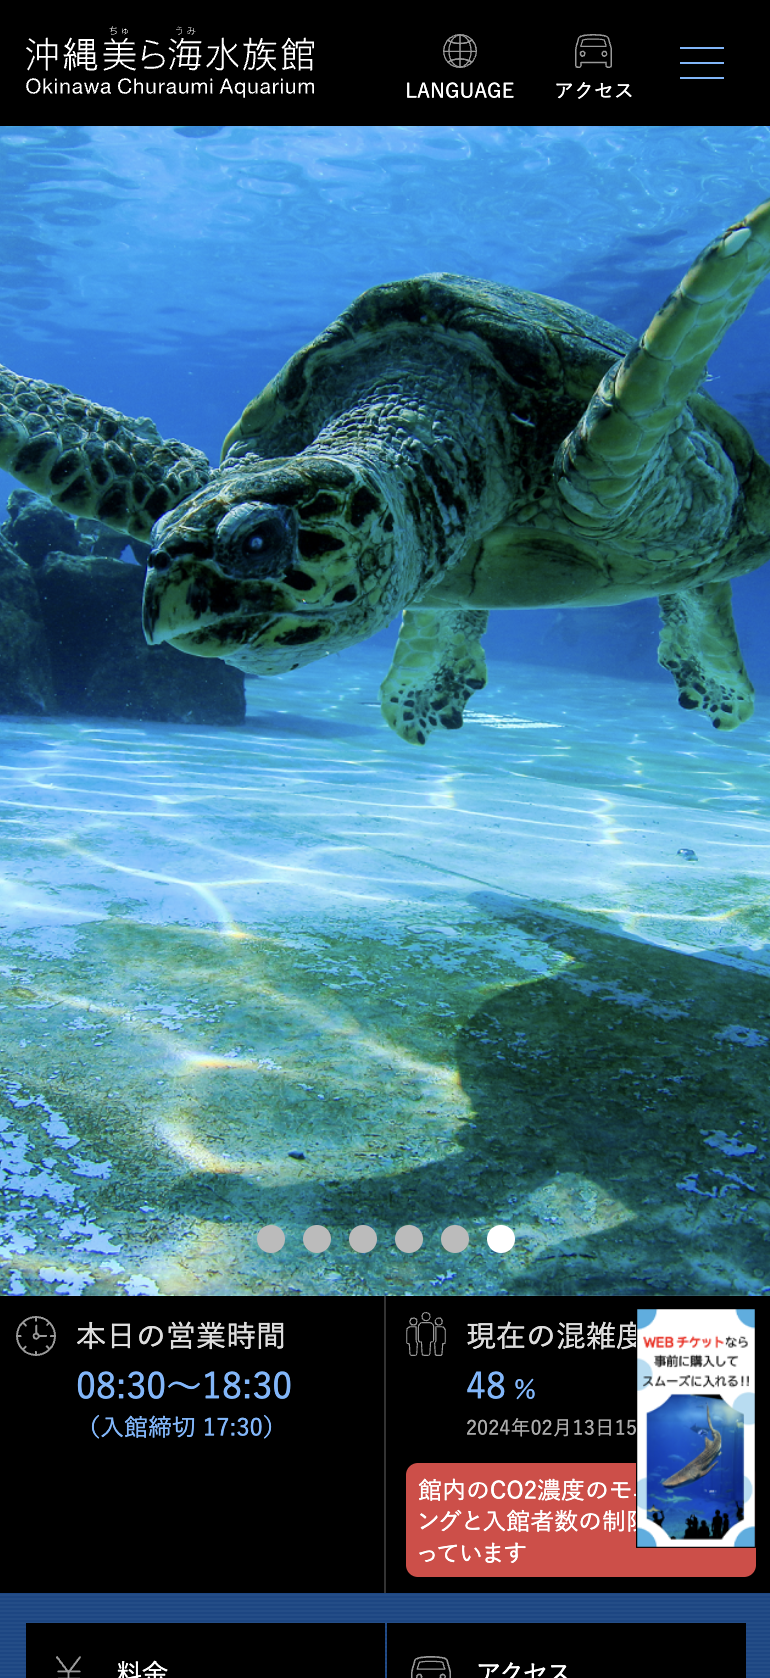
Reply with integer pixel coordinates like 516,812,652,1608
380,607,488,744
0,364,211,538
555,197,770,524
658,581,754,730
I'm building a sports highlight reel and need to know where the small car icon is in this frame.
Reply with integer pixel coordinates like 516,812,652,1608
575,33,612,69
411,1662,452,1678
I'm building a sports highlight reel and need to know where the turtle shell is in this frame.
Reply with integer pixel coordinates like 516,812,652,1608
220,274,635,468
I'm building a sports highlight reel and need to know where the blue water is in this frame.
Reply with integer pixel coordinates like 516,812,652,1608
2,123,770,681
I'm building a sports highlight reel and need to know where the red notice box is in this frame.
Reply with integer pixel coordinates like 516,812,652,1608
406,1463,755,1577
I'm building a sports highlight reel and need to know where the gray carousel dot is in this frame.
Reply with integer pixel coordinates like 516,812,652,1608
257,1224,285,1253
395,1224,423,1253
349,1224,377,1252
303,1224,332,1253
441,1224,469,1252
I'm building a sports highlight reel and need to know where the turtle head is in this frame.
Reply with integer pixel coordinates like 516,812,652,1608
142,455,402,672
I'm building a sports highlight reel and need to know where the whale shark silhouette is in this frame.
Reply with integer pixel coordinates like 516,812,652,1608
662,1403,722,1488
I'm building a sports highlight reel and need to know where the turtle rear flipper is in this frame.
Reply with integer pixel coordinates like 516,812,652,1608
556,198,770,526
658,580,754,729
380,607,488,744
0,365,210,539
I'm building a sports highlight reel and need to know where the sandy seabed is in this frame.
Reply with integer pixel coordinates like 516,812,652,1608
1,649,769,1297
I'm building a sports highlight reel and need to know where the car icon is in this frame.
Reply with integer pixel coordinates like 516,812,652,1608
411,1662,451,1678
575,33,612,69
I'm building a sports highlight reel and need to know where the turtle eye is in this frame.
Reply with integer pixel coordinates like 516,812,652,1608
241,515,287,554
214,501,297,578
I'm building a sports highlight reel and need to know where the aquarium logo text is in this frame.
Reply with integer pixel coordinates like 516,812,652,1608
24,35,316,99
407,33,513,99
25,77,315,98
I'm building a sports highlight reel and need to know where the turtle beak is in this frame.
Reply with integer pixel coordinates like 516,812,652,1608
142,548,236,649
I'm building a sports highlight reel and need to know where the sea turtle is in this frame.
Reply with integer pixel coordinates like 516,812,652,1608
2,197,770,742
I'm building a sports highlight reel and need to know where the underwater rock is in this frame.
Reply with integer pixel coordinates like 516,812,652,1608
0,491,244,723
75,515,151,566
36,550,245,723
2,489,150,566
2,486,82,568
0,529,56,713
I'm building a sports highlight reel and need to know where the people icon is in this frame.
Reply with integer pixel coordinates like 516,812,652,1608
406,1313,446,1356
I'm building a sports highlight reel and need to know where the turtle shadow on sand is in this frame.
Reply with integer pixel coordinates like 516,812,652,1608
437,906,769,1286
6,893,768,1295
158,900,770,1292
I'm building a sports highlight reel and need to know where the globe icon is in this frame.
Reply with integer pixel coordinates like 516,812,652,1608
443,33,477,68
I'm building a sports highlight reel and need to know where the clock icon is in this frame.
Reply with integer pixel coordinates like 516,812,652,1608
16,1315,56,1355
